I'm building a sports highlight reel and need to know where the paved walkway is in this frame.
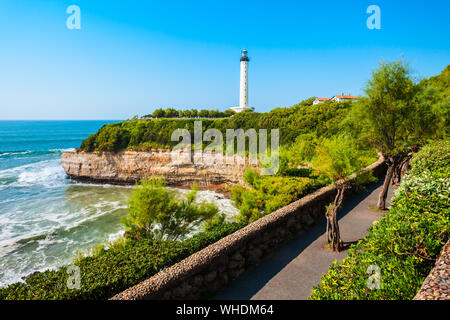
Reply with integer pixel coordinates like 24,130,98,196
217,179,395,300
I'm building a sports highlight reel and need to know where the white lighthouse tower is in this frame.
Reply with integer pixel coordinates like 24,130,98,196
230,49,254,113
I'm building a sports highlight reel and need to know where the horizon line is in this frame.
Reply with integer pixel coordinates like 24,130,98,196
0,119,123,121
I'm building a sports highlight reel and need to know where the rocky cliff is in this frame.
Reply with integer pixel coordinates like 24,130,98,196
61,150,256,187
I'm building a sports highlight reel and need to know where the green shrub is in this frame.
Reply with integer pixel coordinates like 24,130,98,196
232,168,325,223
144,107,235,119
122,179,218,241
282,167,314,178
409,140,450,178
0,221,246,300
309,142,450,300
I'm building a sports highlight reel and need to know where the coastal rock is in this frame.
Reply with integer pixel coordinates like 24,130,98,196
61,150,257,187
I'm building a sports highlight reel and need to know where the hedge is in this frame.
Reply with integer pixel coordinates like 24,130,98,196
231,168,326,223
309,140,450,300
409,139,450,178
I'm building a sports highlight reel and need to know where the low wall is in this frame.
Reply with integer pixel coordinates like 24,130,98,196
111,157,386,300
414,240,450,300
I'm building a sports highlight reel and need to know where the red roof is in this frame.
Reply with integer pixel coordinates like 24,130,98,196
316,98,331,101
334,95,358,99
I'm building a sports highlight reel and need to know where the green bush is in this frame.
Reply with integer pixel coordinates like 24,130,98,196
232,168,325,223
409,140,450,178
144,107,235,119
309,142,450,300
0,221,246,300
122,179,218,241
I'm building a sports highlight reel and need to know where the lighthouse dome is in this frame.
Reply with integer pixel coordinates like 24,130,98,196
240,49,250,62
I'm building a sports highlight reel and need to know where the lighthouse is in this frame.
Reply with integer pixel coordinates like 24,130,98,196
230,49,254,113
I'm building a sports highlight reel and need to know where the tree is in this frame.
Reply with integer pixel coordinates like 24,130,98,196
152,108,165,118
198,109,210,118
164,108,178,118
312,136,368,251
122,179,219,241
182,110,192,118
353,60,435,210
224,109,236,117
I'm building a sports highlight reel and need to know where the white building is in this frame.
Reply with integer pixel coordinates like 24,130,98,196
312,97,331,105
230,49,254,113
313,94,358,105
330,94,358,103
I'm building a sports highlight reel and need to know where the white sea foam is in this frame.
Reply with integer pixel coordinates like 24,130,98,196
0,238,21,258
105,230,126,247
0,159,66,188
0,151,32,157
0,152,239,287
17,164,65,188
177,189,239,220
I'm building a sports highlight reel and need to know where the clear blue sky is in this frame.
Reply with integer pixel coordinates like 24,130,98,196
0,0,449,120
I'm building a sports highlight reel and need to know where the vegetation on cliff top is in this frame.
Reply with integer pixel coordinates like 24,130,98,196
79,98,353,152
143,107,235,119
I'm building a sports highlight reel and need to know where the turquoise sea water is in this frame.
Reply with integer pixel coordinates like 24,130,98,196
0,121,238,287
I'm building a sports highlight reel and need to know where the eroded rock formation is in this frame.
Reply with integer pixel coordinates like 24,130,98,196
61,150,257,187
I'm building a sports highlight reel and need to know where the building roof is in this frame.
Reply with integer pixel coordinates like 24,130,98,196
333,95,358,99
315,98,331,101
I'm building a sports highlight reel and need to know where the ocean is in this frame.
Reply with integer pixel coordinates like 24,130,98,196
0,121,238,287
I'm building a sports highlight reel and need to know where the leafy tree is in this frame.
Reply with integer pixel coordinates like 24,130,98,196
198,109,210,118
182,110,192,118
152,108,165,118
122,179,218,241
224,109,236,117
164,108,178,118
352,60,436,209
312,136,370,251
94,125,130,152
419,65,450,99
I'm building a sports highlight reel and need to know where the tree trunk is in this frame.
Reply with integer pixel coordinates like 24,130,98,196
377,161,394,210
326,186,345,252
392,156,411,186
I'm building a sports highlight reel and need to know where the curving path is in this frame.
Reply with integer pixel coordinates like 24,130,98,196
216,178,395,300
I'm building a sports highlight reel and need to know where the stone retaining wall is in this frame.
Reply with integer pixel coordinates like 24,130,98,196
414,240,450,300
111,158,386,300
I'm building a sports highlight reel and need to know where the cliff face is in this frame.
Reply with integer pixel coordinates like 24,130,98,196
61,150,256,187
